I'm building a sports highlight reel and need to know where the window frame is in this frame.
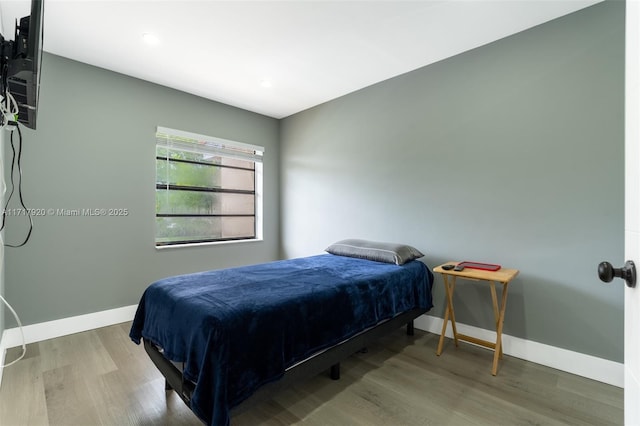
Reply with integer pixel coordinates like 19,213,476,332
155,126,264,249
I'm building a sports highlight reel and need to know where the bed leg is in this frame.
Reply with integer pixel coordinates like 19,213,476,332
330,363,340,380
165,379,173,391
407,320,415,336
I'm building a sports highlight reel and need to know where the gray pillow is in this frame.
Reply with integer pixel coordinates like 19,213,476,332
325,239,424,265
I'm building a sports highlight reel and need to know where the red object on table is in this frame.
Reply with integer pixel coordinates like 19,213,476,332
458,261,502,271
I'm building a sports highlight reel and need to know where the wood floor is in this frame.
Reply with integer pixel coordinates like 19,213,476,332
0,322,623,426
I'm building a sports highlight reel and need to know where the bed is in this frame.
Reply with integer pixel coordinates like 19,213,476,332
130,240,434,426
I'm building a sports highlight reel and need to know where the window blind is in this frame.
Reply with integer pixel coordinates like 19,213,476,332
155,127,264,247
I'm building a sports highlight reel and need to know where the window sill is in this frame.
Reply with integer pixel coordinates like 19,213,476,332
155,238,263,250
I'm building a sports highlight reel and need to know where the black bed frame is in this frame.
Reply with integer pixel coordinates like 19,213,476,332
144,307,425,419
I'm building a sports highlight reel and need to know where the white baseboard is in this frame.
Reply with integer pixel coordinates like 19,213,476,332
1,304,138,349
0,307,624,389
414,314,624,388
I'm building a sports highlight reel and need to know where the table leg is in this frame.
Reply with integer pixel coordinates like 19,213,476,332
489,281,503,359
437,275,458,355
492,282,510,375
447,277,459,346
436,307,449,355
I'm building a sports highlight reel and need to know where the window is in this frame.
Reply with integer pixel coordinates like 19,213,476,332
155,127,263,247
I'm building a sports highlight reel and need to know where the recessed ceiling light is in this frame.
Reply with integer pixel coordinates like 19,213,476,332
142,33,160,46
260,79,273,88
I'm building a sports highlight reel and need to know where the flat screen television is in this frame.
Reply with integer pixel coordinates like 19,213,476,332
1,0,44,130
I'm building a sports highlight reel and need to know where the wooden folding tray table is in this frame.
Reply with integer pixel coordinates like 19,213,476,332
434,262,519,375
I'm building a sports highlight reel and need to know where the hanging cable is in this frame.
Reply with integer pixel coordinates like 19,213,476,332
0,124,33,246
0,294,26,368
3,126,32,247
0,123,27,368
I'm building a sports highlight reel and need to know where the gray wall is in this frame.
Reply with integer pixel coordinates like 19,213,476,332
280,1,625,362
3,53,280,326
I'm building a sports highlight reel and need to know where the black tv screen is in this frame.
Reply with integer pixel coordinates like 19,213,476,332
5,0,44,130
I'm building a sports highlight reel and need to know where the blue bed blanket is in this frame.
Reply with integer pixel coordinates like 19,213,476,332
130,254,433,426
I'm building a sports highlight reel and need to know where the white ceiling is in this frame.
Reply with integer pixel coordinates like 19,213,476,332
0,0,602,119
